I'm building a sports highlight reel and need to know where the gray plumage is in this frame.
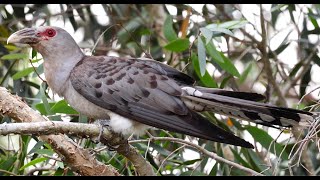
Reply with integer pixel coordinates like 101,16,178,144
7,26,316,149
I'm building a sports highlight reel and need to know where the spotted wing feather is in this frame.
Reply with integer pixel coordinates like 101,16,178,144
70,56,253,148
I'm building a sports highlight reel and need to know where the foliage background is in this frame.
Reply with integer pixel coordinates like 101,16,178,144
0,4,320,176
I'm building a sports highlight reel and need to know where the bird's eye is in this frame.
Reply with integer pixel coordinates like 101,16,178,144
46,29,56,37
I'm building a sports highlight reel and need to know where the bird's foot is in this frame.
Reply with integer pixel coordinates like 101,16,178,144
95,119,127,151
93,119,110,144
97,119,110,140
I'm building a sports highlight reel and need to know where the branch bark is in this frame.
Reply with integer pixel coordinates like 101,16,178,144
0,117,262,176
0,86,155,176
0,87,119,176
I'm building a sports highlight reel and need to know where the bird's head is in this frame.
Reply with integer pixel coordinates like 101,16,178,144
7,26,83,59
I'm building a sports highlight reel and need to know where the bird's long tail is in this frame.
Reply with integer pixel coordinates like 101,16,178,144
181,87,315,128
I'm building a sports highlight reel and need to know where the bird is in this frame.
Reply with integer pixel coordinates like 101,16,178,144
7,26,315,149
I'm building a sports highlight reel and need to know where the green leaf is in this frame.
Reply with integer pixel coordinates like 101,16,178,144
299,65,311,97
273,43,290,56
218,53,240,77
308,9,319,29
182,158,202,166
246,126,289,159
163,15,178,41
206,26,234,37
150,142,171,157
1,53,28,60
32,49,37,59
164,38,189,52
40,82,52,115
289,61,303,77
208,163,218,175
219,75,232,89
4,45,18,51
197,36,206,76
0,156,17,170
239,63,253,83
35,102,55,115
117,17,142,43
206,20,248,30
35,149,54,156
139,28,152,35
271,4,283,26
192,54,218,88
206,41,240,77
205,41,224,63
12,67,34,80
50,100,78,114
28,141,45,155
247,149,272,175
79,114,88,123
230,148,251,168
19,157,48,171
200,27,213,44
312,55,320,67
30,58,42,63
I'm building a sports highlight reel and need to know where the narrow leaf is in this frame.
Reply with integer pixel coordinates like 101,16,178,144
164,38,189,52
246,126,289,159
239,63,253,83
12,67,34,80
32,49,37,59
19,157,48,171
50,100,78,114
206,26,234,36
1,53,28,60
308,9,319,29
205,41,224,63
35,102,55,115
0,157,16,170
28,141,45,155
299,65,311,97
206,20,248,30
197,36,206,76
163,15,178,41
200,27,213,44
35,149,55,156
192,54,218,88
40,82,52,115
206,41,240,77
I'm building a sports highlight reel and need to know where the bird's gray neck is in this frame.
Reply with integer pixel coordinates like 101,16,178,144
43,48,85,96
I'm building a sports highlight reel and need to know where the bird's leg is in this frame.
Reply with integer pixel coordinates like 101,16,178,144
95,119,128,152
92,119,109,144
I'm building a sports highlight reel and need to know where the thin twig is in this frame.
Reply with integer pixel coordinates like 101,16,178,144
260,5,287,107
156,145,186,174
130,137,264,176
28,58,46,82
0,169,18,176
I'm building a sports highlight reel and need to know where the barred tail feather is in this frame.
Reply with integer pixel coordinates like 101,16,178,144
181,87,315,128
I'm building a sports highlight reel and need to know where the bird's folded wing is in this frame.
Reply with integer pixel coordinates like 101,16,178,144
70,56,253,148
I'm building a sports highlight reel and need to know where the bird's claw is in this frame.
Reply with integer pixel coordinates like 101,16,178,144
92,119,110,144
95,119,127,151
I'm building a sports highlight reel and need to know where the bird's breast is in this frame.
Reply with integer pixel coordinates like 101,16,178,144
63,80,149,136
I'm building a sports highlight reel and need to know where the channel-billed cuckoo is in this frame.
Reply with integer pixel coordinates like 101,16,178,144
7,26,315,149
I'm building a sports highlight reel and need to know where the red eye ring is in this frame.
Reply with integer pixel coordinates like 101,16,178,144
45,29,56,37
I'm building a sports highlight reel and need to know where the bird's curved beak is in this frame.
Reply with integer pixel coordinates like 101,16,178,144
7,28,40,44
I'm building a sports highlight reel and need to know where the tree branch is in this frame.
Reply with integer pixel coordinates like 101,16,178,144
0,87,119,176
0,87,156,176
0,120,156,176
130,137,264,176
259,5,287,107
